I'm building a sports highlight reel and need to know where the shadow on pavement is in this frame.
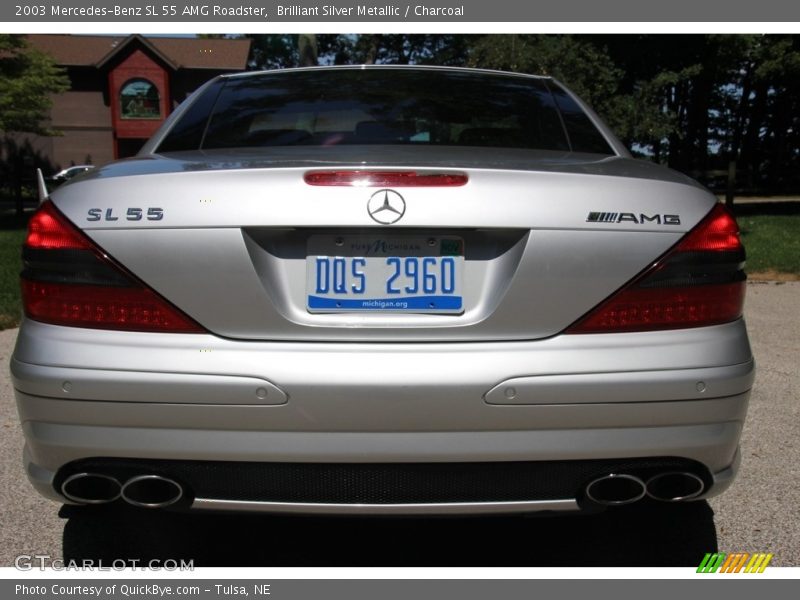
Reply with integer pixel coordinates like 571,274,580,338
61,500,717,567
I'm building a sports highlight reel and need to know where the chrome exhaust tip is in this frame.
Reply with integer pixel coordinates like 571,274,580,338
61,473,122,504
646,472,705,502
121,475,183,509
585,473,646,506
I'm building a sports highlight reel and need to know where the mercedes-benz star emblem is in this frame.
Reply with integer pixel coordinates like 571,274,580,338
367,189,406,225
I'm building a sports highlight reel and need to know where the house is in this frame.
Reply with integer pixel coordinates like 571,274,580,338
24,34,251,169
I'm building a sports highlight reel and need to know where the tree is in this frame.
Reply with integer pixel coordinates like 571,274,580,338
1,35,69,214
247,35,300,69
351,34,468,65
298,34,318,66
0,35,69,135
247,34,470,69
467,35,630,137
726,35,800,191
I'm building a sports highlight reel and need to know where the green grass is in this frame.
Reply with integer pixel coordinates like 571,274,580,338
0,225,26,330
738,212,800,276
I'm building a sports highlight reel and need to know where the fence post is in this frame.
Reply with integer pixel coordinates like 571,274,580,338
726,161,736,207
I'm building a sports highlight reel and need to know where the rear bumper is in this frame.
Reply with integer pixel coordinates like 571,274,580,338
12,318,754,512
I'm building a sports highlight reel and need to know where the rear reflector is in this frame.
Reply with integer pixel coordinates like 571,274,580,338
304,170,468,187
567,204,746,334
22,202,204,333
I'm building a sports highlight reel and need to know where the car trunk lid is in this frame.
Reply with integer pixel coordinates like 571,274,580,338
51,150,716,342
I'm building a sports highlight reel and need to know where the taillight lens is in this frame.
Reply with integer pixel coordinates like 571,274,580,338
21,202,204,333
304,170,468,187
25,203,92,250
567,204,746,333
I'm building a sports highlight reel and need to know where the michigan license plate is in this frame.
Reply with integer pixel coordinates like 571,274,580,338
306,235,464,313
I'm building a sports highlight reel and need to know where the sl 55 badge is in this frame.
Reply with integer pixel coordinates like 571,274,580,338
87,208,164,222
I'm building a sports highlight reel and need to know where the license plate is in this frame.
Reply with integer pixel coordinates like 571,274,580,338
306,235,464,313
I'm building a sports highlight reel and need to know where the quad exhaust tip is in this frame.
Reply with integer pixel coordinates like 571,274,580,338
120,474,184,509
585,473,646,506
61,473,122,505
646,472,705,502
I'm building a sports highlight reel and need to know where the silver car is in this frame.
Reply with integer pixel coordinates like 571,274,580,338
11,66,754,515
48,165,95,185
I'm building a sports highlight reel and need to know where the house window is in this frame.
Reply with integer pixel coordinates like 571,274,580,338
120,79,161,119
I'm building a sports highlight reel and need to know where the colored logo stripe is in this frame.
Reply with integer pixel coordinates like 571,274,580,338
697,552,773,573
745,553,773,573
697,553,726,573
720,553,749,573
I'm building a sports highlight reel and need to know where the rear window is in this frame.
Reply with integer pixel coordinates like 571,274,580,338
159,69,614,155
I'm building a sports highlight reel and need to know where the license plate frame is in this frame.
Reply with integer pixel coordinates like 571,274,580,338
305,234,464,314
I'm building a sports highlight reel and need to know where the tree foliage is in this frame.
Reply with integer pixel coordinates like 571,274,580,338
0,35,69,135
246,34,468,68
466,35,630,137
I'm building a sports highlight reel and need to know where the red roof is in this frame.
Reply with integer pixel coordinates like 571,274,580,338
27,34,251,70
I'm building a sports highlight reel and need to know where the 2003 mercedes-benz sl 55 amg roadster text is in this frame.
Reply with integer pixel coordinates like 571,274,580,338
11,66,754,514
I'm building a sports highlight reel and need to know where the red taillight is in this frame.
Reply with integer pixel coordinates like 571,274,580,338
22,281,204,333
674,204,741,252
567,204,746,334
25,202,92,250
22,202,204,333
567,283,745,333
304,170,468,187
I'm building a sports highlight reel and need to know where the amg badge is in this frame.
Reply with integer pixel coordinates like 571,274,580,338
587,212,681,225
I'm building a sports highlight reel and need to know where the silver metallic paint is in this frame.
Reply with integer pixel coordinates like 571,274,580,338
12,66,753,513
189,498,581,515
